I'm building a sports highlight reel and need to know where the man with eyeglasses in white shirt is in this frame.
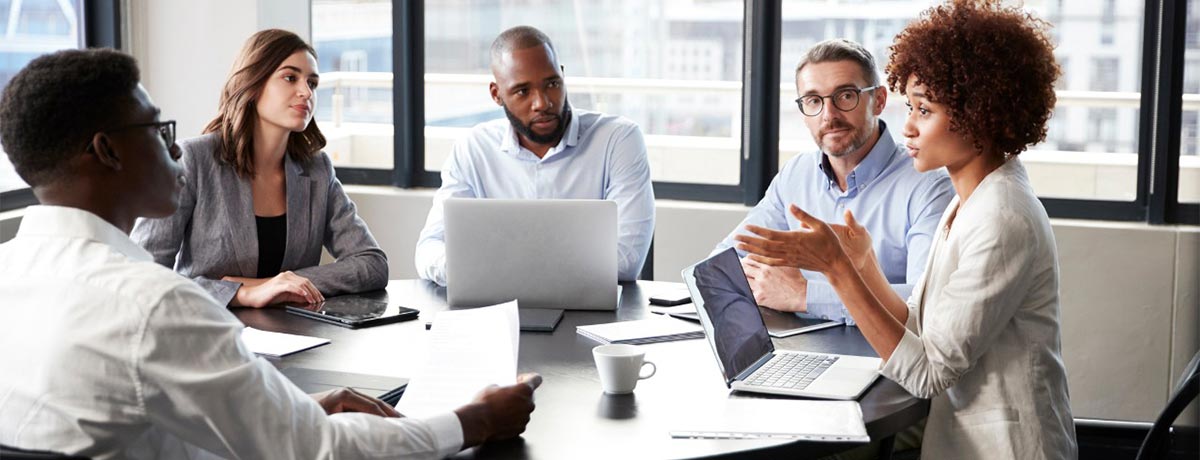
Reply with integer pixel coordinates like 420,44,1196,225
713,39,953,327
0,48,540,460
415,25,655,286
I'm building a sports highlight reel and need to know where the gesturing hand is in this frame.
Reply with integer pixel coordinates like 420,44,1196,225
829,209,875,271
734,204,848,275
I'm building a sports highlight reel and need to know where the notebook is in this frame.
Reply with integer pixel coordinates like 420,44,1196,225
576,317,704,345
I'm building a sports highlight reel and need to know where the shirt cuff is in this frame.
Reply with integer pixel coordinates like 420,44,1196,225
421,411,464,458
880,328,923,385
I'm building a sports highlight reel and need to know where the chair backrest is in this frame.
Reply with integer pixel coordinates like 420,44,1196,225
0,444,89,459
1137,349,1200,460
638,237,655,281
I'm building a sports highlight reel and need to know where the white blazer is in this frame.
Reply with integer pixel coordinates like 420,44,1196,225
880,159,1077,459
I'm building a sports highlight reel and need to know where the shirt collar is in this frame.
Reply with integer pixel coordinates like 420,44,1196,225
500,109,580,161
816,120,897,190
15,205,152,262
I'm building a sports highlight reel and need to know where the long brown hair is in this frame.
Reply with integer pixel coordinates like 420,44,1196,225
205,29,325,177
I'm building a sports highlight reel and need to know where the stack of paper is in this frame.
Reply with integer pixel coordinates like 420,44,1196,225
395,301,519,418
240,327,330,357
671,399,869,442
576,317,704,345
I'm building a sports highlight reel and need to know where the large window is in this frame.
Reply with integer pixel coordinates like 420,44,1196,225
0,0,86,194
1182,0,1199,204
422,0,744,186
312,0,395,171
309,0,1194,223
777,0,1147,203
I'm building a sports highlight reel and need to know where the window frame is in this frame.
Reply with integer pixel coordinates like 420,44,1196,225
331,0,1196,224
0,0,123,213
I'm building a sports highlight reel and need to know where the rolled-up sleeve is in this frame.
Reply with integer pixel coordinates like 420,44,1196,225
880,212,1035,399
139,283,463,459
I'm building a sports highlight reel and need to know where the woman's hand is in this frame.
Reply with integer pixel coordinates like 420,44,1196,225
229,271,324,308
829,209,875,272
734,205,850,275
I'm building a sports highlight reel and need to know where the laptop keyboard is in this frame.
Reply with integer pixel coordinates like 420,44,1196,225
745,353,838,390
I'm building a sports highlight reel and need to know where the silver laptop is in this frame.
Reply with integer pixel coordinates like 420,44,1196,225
681,249,881,400
444,198,619,310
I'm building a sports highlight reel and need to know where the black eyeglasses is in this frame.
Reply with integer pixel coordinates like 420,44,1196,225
103,120,176,148
795,85,882,117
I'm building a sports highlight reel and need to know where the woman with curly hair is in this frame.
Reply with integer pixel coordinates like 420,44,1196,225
735,0,1077,457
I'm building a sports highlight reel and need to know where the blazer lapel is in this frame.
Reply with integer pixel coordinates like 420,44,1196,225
223,168,259,277
281,155,311,271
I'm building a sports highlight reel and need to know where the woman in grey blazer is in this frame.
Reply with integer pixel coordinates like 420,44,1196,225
132,29,387,307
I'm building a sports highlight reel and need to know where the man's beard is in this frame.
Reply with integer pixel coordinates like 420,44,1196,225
817,117,875,158
503,99,572,145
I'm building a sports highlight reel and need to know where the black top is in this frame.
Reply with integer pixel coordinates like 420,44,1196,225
255,214,287,278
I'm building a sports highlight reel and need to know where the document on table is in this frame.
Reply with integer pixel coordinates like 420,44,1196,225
670,399,869,442
395,300,519,418
239,327,330,357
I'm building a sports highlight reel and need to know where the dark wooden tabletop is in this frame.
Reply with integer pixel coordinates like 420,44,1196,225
234,280,928,460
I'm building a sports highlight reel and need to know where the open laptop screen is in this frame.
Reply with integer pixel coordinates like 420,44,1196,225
688,249,774,384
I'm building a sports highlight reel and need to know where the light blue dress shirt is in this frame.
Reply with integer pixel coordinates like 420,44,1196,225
416,109,656,286
713,121,953,325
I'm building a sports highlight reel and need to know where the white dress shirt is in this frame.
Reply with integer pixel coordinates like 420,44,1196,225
415,109,656,285
880,160,1077,458
0,206,462,460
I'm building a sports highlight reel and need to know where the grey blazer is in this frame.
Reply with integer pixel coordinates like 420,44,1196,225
131,133,388,306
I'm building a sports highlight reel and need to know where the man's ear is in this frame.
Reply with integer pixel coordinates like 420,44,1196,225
489,81,502,106
87,132,123,171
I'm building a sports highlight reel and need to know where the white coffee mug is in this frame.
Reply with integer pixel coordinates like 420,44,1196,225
593,344,657,394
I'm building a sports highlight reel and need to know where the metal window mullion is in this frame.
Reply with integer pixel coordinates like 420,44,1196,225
393,0,424,189
740,0,780,207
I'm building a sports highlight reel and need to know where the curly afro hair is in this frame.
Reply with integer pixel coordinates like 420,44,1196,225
885,0,1060,157
0,48,140,186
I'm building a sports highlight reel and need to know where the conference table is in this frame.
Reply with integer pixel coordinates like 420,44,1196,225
234,280,928,460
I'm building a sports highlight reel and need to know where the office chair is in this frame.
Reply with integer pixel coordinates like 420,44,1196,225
0,444,89,459
638,238,655,281
1136,349,1200,460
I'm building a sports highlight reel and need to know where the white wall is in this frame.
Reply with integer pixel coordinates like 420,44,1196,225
124,0,310,139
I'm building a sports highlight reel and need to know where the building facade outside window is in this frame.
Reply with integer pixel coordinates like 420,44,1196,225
0,0,85,194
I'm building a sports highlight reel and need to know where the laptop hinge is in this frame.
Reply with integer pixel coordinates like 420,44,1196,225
731,353,775,384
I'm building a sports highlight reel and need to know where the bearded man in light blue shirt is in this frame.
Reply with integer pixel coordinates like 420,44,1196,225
713,39,953,326
416,26,655,286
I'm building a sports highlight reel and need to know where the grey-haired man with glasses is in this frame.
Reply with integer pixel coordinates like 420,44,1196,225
713,38,953,326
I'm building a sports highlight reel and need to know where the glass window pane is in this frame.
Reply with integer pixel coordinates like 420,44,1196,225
424,0,745,185
311,0,394,170
777,0,1145,202
1181,0,1199,203
0,0,85,193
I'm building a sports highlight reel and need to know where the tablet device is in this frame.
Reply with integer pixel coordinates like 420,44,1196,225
281,367,408,406
285,294,419,329
656,307,840,338
518,308,564,332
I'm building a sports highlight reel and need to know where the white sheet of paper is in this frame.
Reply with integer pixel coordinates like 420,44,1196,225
395,300,520,417
239,327,330,357
670,399,869,442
